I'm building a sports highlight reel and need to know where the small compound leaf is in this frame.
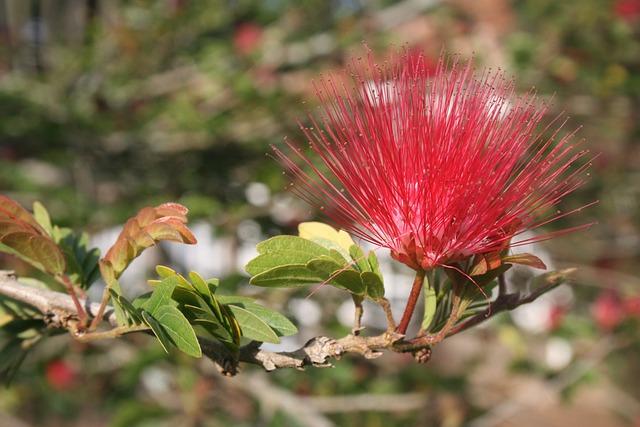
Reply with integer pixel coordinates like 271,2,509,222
142,276,179,315
215,295,256,305
307,257,365,295
188,271,213,302
156,265,177,278
349,245,371,273
368,251,382,276
153,305,202,358
108,289,142,325
229,303,297,337
362,271,384,300
227,305,279,343
246,252,317,276
141,311,173,354
503,253,547,270
250,264,323,288
256,236,330,258
32,202,52,236
309,238,351,262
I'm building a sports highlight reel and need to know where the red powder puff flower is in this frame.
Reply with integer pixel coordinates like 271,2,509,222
274,50,592,272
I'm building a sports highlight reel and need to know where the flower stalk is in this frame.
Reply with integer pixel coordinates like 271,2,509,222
396,269,426,335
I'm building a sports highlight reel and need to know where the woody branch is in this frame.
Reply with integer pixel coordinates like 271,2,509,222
0,269,570,375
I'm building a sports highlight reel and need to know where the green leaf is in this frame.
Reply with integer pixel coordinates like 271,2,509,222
227,305,279,343
143,276,179,314
298,221,355,256
109,289,142,325
153,305,202,357
188,271,213,302
156,265,177,278
32,202,52,236
256,236,330,258
246,252,318,276
422,280,437,331
368,251,382,276
306,257,365,294
216,295,256,305
362,271,384,300
228,302,297,337
349,245,371,272
141,311,173,354
310,238,351,262
250,264,324,287
55,227,101,289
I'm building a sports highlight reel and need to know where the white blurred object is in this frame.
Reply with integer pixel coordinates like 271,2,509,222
508,231,574,334
245,182,271,207
545,337,573,370
288,298,322,327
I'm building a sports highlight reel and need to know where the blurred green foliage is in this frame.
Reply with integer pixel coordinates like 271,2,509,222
0,0,639,426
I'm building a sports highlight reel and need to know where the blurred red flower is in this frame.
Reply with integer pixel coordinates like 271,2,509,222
624,296,640,317
234,23,263,55
547,304,567,331
615,0,640,20
45,359,77,391
592,291,625,331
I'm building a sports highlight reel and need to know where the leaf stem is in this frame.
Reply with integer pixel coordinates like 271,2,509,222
89,288,111,330
57,275,88,327
74,324,150,342
377,297,396,332
396,269,425,335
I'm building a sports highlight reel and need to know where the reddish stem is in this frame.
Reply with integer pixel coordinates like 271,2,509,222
396,269,426,335
58,275,88,326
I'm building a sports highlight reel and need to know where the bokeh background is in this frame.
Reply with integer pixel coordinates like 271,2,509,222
0,0,639,426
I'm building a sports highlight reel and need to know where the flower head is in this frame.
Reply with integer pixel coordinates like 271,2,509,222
274,50,592,271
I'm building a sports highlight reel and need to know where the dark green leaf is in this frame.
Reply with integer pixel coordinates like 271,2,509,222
362,271,384,300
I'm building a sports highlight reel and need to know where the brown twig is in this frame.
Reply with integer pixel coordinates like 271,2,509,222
0,269,573,375
56,274,88,327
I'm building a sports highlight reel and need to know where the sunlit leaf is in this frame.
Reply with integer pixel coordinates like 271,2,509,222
298,221,355,255
32,202,52,236
225,302,297,337
227,305,279,343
